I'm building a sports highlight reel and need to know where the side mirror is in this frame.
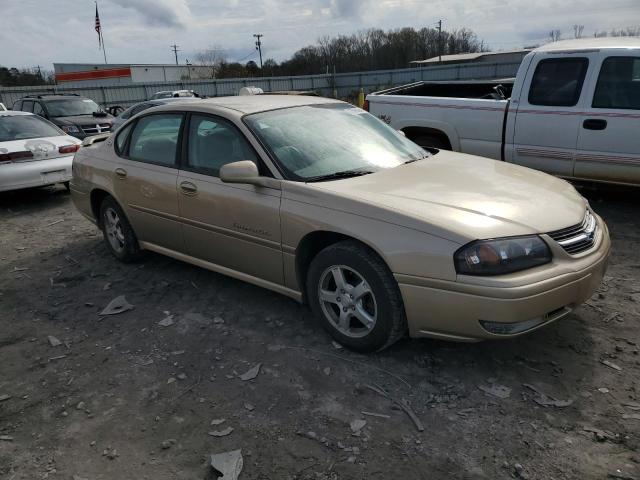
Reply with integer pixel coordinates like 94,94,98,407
220,161,280,189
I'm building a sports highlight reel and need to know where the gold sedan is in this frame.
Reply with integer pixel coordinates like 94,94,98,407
71,95,610,351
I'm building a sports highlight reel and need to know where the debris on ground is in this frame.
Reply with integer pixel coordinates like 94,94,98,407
0,394,11,402
601,360,623,371
361,411,390,419
523,384,573,407
350,419,366,435
0,435,14,441
514,463,529,479
331,341,343,350
210,449,243,480
99,295,134,316
366,384,424,432
209,427,234,437
211,419,226,426
239,363,261,381
47,335,62,347
161,439,176,449
583,426,619,442
478,383,512,399
244,403,255,411
158,314,175,327
214,316,225,324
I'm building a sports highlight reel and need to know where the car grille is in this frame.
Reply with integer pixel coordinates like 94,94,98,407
547,210,597,255
81,123,112,135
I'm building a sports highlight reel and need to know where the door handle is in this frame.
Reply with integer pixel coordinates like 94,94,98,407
179,181,198,195
114,168,127,179
583,119,607,130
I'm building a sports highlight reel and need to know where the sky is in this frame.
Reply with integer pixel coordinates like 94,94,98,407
1,0,639,70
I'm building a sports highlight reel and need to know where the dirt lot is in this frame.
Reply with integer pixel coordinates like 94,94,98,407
0,184,638,480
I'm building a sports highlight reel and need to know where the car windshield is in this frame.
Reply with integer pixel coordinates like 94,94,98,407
245,104,428,181
0,115,63,141
46,98,101,117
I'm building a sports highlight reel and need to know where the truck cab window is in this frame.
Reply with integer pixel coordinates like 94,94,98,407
528,58,589,107
593,56,640,110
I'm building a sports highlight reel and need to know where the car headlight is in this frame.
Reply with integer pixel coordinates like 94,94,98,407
61,125,81,134
454,236,551,276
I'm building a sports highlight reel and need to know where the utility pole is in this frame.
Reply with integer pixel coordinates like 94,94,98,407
253,34,264,70
170,44,180,65
437,20,442,63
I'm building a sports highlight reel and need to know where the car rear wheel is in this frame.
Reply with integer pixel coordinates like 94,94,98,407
307,241,407,352
99,196,142,262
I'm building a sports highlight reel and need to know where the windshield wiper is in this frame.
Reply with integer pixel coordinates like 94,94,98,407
404,153,431,164
305,169,374,183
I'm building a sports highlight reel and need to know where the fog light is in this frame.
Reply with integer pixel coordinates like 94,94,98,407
480,318,545,335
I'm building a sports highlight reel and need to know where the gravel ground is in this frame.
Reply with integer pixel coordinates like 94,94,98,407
0,183,638,480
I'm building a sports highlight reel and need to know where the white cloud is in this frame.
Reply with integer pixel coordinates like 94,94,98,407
0,0,638,69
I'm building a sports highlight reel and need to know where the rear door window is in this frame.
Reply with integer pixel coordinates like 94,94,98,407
528,58,589,106
127,114,183,167
592,56,640,110
32,102,45,116
21,100,34,112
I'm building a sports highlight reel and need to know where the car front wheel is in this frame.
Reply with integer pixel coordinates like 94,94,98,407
99,196,142,262
307,241,407,352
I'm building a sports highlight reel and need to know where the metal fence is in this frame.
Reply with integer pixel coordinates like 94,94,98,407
0,61,520,109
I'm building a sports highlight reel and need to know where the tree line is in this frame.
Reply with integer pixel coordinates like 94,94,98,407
0,66,53,86
192,26,486,79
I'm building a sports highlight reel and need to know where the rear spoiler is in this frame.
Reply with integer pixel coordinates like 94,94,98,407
81,133,111,147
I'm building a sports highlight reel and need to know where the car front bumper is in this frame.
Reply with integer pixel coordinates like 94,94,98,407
397,219,611,342
0,156,73,192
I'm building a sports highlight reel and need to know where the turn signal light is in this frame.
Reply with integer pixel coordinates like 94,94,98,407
59,144,81,154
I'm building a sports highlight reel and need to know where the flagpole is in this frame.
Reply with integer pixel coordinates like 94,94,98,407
95,1,108,64
101,30,108,64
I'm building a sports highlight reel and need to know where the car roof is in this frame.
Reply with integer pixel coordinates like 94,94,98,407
534,37,640,53
156,94,344,115
0,110,34,117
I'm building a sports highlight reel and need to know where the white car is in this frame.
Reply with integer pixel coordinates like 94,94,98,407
0,111,81,192
367,37,640,186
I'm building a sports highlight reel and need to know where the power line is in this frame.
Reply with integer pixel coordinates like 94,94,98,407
170,44,180,65
237,50,257,63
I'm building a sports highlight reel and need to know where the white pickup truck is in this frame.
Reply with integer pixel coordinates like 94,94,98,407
366,38,640,186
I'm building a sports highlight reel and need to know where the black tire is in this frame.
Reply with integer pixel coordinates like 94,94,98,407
413,134,449,150
99,196,142,263
306,241,407,352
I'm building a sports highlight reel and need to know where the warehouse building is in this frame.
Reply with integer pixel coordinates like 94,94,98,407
410,49,531,67
53,63,215,87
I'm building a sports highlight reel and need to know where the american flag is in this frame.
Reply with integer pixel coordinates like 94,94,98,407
95,3,102,47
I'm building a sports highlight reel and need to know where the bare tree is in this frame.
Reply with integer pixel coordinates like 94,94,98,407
573,25,584,39
549,30,562,42
193,46,227,79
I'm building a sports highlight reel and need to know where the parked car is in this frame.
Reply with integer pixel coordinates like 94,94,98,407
70,96,609,352
13,94,114,139
112,97,202,130
0,110,81,192
366,37,640,186
149,89,199,100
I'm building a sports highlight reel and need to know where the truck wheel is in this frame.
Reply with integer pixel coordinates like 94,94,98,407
99,196,142,263
413,134,449,150
306,241,407,352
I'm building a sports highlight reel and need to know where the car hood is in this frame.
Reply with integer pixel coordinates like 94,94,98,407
52,114,114,126
308,151,587,243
